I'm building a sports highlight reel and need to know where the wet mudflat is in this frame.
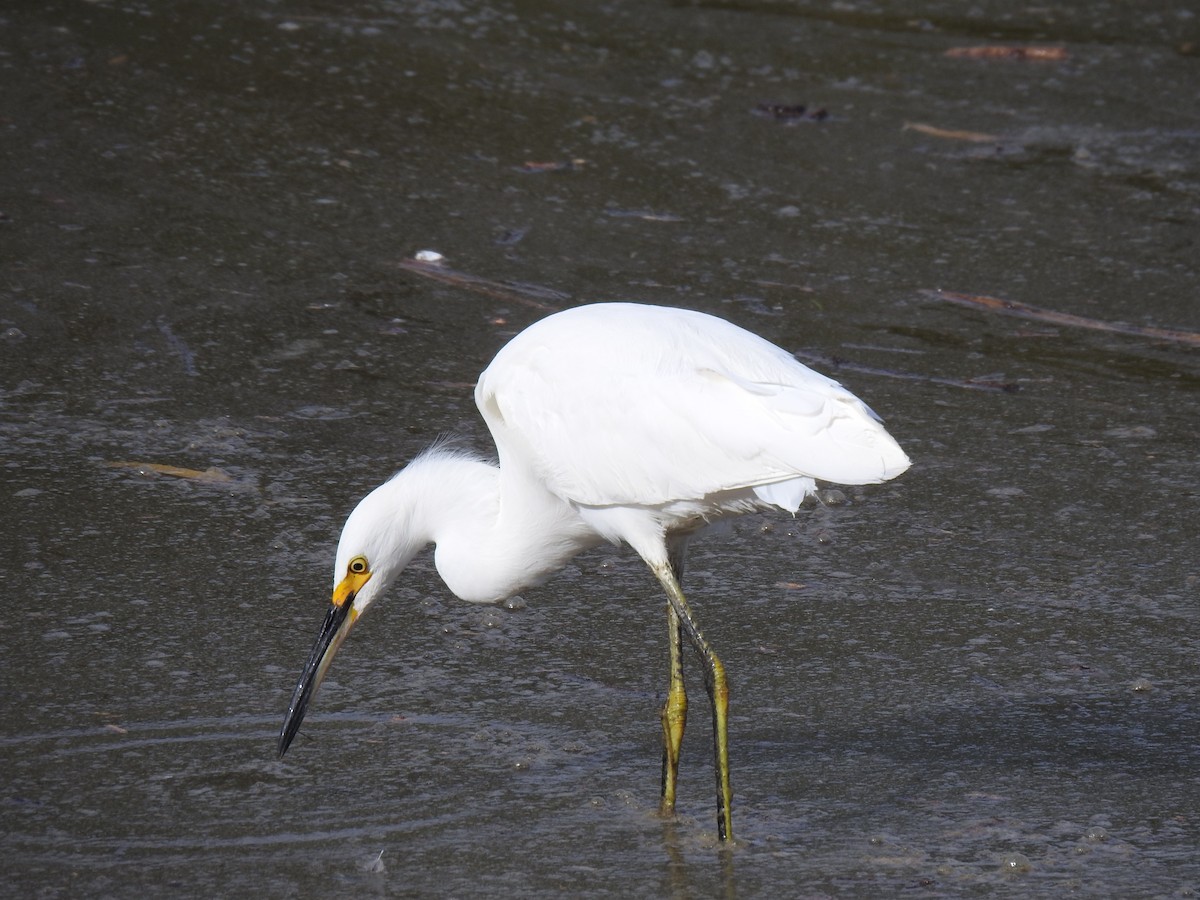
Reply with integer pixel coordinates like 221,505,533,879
2,1,1198,896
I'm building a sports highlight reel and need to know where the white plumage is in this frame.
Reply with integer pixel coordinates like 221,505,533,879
279,301,911,842
479,302,908,508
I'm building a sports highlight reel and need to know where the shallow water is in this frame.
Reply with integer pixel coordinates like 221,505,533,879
2,0,1198,896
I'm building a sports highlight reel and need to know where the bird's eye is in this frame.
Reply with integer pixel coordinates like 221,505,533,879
348,556,369,575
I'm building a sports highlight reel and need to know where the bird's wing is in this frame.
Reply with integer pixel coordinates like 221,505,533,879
476,304,909,508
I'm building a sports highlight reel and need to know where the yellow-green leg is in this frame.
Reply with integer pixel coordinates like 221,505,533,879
652,561,734,843
660,601,687,816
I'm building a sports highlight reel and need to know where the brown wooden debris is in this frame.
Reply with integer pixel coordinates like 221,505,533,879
516,159,586,174
923,289,1200,347
105,461,235,482
903,121,999,143
944,45,1069,62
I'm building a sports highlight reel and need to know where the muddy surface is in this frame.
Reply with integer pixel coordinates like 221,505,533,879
2,1,1198,896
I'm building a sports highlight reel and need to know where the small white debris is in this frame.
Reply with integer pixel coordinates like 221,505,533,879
414,250,445,263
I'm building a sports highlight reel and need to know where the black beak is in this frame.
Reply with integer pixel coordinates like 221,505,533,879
278,601,354,758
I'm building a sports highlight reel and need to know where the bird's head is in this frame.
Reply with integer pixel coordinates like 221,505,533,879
277,476,424,758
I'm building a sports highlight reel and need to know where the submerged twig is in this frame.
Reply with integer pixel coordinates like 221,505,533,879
156,317,199,376
923,289,1200,347
396,259,566,312
793,350,1020,393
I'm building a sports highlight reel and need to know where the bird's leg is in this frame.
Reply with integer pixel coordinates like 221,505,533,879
652,561,734,843
660,598,687,817
660,542,689,817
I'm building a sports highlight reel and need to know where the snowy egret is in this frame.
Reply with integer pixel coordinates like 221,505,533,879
278,302,910,842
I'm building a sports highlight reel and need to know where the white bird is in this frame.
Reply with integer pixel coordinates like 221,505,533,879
278,302,910,842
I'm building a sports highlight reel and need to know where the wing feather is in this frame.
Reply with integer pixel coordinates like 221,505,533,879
475,304,910,509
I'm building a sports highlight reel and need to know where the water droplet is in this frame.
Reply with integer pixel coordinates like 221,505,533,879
817,488,847,506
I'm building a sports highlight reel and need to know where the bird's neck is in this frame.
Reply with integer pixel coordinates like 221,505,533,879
413,454,602,604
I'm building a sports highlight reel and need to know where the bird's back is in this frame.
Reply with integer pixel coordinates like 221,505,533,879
476,303,909,512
